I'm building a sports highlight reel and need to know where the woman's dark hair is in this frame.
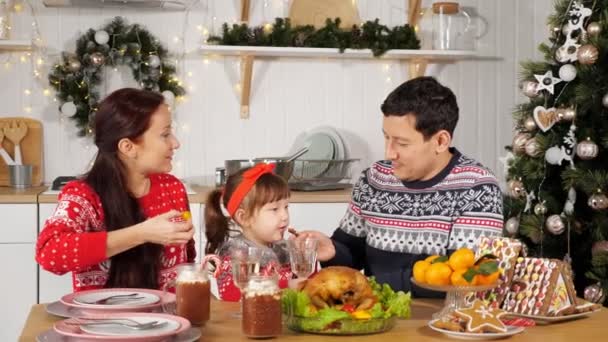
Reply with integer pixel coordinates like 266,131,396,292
205,168,290,254
380,76,459,140
84,88,164,289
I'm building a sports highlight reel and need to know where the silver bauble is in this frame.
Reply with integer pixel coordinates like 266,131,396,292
505,217,520,235
60,101,77,116
521,81,539,98
592,241,608,256
90,52,105,67
558,64,577,82
545,146,563,165
602,93,608,108
534,202,548,216
587,22,602,37
525,137,542,157
588,193,608,210
162,90,175,106
523,117,537,131
94,30,110,45
545,214,565,235
584,283,606,304
576,138,599,160
561,107,576,121
513,133,531,154
148,55,161,68
577,44,599,65
507,179,525,198
67,58,81,72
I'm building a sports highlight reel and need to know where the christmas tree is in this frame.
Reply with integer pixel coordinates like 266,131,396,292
505,0,607,306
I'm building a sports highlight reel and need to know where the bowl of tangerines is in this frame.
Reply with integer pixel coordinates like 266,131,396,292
412,248,501,291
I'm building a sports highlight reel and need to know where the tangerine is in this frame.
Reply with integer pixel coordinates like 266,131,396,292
425,262,452,286
450,268,477,286
448,248,475,271
413,260,431,283
425,255,441,263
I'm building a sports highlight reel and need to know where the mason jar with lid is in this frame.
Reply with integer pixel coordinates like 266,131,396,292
431,2,473,50
241,274,282,338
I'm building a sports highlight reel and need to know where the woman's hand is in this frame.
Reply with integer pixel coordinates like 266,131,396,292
140,210,194,245
290,229,335,262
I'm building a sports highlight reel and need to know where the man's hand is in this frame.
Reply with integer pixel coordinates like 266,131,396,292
291,229,335,262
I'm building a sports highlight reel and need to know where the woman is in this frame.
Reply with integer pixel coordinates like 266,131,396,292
36,88,195,291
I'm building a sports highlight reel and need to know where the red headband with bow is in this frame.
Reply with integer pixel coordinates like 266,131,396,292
226,163,276,217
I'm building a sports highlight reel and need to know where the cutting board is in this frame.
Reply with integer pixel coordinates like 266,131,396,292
289,0,361,29
0,117,43,187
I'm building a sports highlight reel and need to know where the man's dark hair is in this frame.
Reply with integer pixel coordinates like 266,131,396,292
381,76,459,140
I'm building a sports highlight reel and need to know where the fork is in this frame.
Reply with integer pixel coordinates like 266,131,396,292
66,319,166,330
81,293,141,305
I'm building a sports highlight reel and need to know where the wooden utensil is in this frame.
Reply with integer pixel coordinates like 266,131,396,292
3,120,28,164
0,117,43,186
0,125,15,165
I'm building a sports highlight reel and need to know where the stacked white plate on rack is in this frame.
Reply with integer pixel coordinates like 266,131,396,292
288,126,347,179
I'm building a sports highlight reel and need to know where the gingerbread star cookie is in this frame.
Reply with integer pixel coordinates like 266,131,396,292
454,300,508,333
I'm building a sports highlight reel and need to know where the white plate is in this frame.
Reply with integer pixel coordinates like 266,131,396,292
289,126,347,179
428,320,525,340
46,301,84,318
507,308,601,323
79,316,180,337
73,291,160,308
36,327,201,342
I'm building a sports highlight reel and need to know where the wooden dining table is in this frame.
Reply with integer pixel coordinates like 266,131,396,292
19,299,606,341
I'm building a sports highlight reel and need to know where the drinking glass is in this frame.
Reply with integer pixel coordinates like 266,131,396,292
288,237,318,279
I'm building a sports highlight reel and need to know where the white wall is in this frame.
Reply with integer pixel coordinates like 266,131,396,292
0,0,554,186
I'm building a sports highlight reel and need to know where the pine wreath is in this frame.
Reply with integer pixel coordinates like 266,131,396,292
48,17,185,136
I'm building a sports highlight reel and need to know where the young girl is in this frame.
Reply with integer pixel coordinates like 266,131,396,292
205,163,292,301
36,88,195,291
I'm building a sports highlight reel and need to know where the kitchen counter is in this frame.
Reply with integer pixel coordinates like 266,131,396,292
0,186,47,203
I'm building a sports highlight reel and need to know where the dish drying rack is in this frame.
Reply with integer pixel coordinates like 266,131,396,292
288,159,359,191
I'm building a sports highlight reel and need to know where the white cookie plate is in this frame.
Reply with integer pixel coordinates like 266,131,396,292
428,320,525,340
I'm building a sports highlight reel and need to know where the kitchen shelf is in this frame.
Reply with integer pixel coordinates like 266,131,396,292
0,40,32,51
200,45,478,119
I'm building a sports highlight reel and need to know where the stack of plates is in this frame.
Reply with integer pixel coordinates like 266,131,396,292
288,126,346,180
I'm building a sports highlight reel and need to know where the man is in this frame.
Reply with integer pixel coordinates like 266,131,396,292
298,77,503,295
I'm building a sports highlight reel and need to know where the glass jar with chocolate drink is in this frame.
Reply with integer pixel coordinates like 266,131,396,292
163,255,221,326
242,274,282,338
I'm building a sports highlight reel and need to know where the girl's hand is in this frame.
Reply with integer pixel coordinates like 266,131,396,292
139,210,194,245
290,229,335,262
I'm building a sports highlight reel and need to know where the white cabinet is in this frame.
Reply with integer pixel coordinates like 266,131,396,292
289,203,349,237
38,203,73,304
0,204,38,342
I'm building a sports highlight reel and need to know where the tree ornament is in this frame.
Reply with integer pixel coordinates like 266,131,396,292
563,187,577,215
162,90,175,106
534,202,548,216
545,214,565,235
576,138,598,160
558,64,577,82
602,93,608,108
89,52,106,67
94,30,110,45
521,81,539,98
588,192,608,210
67,57,81,72
555,3,592,63
584,283,606,304
577,44,599,65
534,70,562,95
525,137,542,157
60,101,77,116
558,107,576,122
545,146,567,165
523,117,537,131
147,55,161,68
592,241,608,256
533,106,558,132
505,217,520,235
512,133,531,154
507,179,525,198
586,22,601,37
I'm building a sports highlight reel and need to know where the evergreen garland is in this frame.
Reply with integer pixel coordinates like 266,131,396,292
207,17,420,57
48,17,185,136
